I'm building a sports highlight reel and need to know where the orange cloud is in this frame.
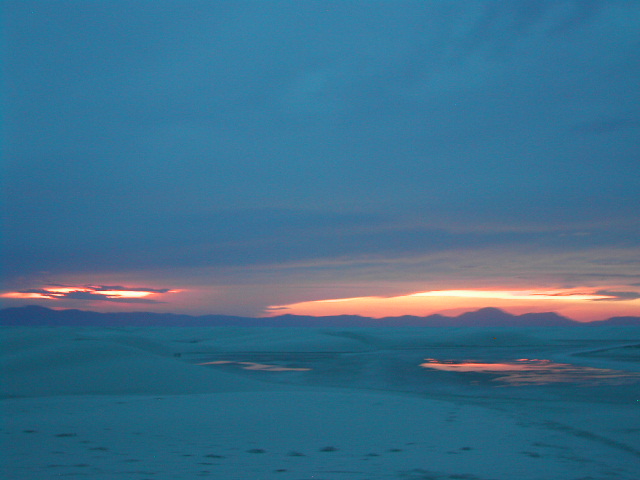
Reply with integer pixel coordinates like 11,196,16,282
1,285,180,303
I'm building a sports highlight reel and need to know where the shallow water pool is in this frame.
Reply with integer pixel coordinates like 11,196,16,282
419,358,640,386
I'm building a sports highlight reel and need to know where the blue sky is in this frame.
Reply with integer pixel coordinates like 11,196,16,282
2,1,639,319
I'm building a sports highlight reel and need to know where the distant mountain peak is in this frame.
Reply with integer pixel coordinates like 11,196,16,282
476,307,508,314
459,307,511,317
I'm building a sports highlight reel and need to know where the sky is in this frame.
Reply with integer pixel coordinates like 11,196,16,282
2,0,639,321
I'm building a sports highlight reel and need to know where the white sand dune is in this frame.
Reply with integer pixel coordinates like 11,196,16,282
2,326,640,479
1,329,268,397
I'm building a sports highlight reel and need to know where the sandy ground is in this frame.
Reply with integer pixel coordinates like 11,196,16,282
2,326,639,479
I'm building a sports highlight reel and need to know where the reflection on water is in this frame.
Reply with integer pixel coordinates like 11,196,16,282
420,358,640,386
198,360,311,372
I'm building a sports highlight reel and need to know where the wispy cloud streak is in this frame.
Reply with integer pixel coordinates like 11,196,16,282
1,285,179,304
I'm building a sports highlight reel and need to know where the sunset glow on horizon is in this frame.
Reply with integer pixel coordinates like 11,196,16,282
0,285,180,303
406,289,615,302
1,282,638,321
266,287,640,321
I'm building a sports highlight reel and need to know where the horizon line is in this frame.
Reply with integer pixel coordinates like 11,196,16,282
3,304,639,324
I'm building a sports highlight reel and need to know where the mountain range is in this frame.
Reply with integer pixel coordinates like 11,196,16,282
1,305,639,327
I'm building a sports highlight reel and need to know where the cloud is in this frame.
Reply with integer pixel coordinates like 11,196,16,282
5,285,176,304
593,290,640,301
62,291,164,304
3,0,639,318
93,285,172,294
25,209,635,276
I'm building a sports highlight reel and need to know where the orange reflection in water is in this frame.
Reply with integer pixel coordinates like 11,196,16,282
198,360,311,372
420,359,640,386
